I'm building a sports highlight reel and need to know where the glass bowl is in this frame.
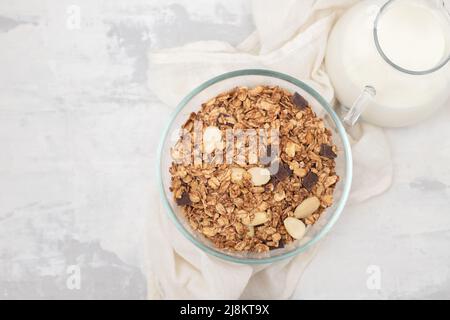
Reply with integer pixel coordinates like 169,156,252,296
157,69,352,264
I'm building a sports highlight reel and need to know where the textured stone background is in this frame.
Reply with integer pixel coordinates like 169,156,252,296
0,0,449,299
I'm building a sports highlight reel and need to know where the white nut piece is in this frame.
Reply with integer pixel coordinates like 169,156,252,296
203,126,222,153
241,211,269,226
273,191,286,202
293,167,307,178
294,196,321,219
285,142,297,158
283,217,306,240
231,167,247,183
246,226,255,237
247,167,271,186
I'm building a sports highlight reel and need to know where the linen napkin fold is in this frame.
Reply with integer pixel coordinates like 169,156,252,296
146,0,392,299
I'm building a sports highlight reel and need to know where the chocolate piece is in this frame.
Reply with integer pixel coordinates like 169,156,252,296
302,171,318,191
272,162,292,182
319,144,337,159
268,161,292,187
176,191,192,206
292,92,308,110
264,182,274,192
269,239,285,250
269,176,280,188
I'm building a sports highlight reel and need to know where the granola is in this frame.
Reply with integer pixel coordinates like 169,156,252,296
169,85,339,253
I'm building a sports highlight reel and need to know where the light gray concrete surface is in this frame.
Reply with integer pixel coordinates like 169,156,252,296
0,0,449,299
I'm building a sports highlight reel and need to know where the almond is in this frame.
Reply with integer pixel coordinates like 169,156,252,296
283,217,306,240
294,196,321,219
231,167,246,183
247,167,271,186
203,126,222,154
241,211,269,226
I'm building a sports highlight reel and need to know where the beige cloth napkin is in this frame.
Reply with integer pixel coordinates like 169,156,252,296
146,0,392,299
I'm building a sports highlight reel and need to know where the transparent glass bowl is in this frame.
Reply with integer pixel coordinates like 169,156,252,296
157,69,352,264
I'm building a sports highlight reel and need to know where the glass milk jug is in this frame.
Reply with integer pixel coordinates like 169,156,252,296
326,0,450,127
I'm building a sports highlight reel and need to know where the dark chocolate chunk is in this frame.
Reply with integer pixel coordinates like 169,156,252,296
269,176,280,188
264,182,273,193
272,162,292,182
319,144,337,159
302,171,318,191
292,92,308,110
176,191,192,206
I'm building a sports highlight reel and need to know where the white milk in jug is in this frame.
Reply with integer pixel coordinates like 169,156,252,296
326,0,450,127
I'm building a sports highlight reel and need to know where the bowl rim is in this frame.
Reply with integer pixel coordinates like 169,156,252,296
157,69,353,264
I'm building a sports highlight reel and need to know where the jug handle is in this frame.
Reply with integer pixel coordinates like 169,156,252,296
343,86,376,126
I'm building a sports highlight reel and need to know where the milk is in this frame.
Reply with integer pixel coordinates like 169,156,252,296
326,0,450,127
377,0,448,71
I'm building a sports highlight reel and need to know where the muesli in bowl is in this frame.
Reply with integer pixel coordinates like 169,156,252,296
158,69,352,264
169,85,339,253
